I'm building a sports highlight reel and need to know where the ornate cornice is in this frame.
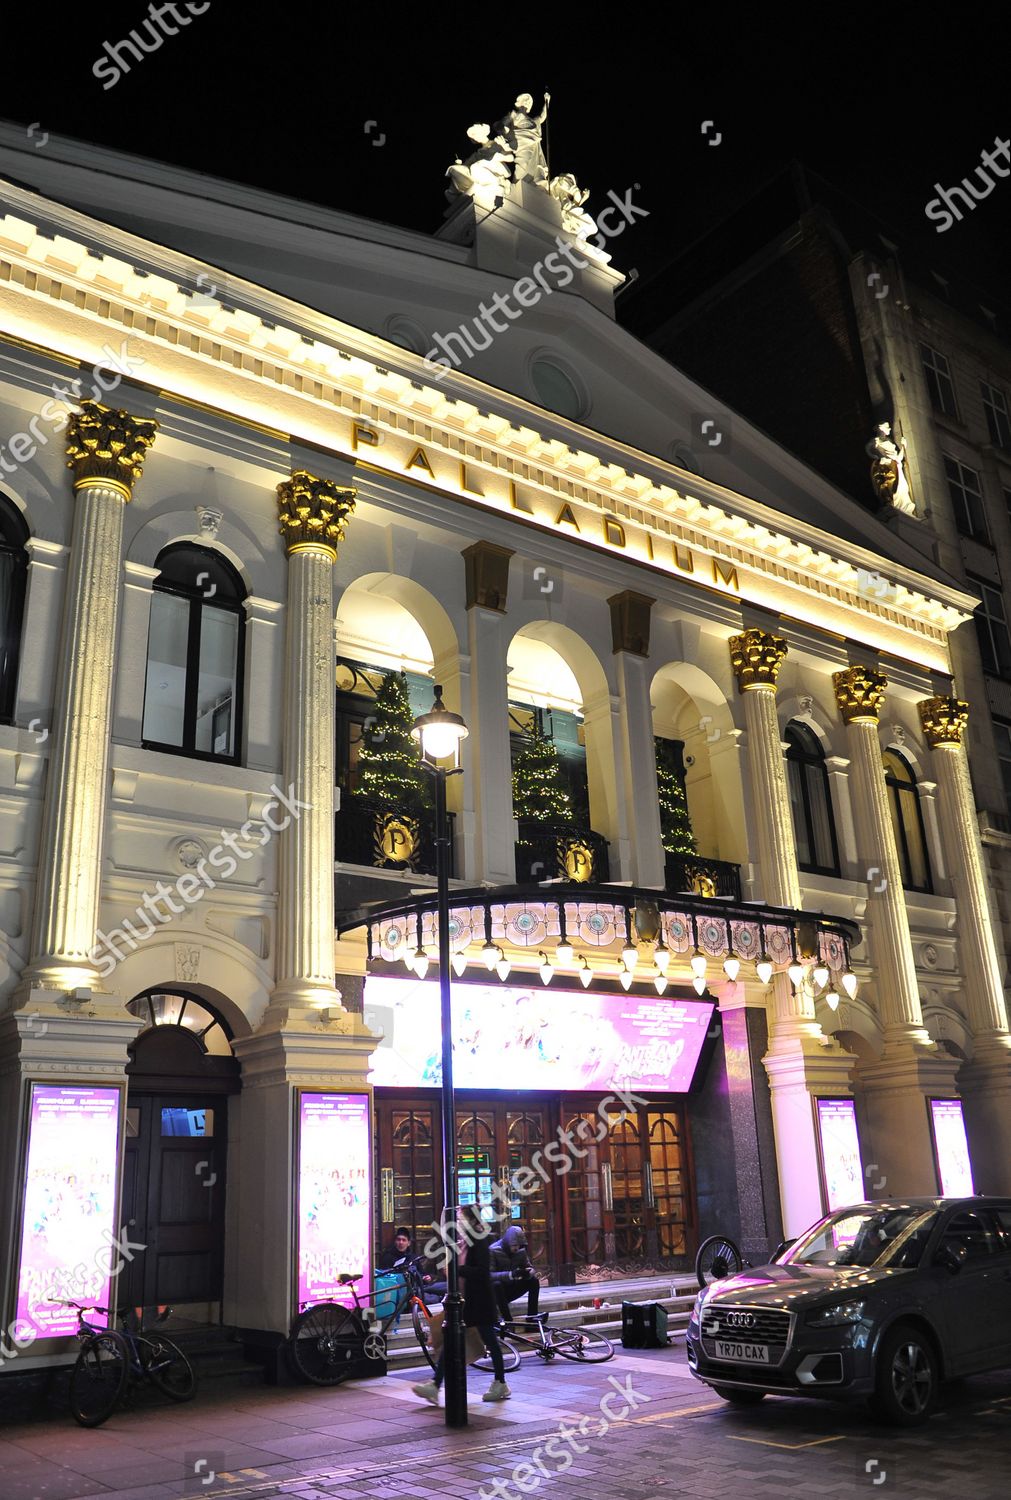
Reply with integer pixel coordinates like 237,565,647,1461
65,400,157,499
918,695,969,747
276,470,356,558
834,665,888,724
729,629,788,691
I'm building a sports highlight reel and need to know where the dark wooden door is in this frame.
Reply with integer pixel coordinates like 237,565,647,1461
120,1095,226,1314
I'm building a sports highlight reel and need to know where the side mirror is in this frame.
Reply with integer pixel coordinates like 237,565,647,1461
935,1243,967,1275
772,1239,796,1261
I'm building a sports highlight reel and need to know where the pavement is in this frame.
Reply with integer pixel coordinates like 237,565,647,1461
2,1342,1010,1500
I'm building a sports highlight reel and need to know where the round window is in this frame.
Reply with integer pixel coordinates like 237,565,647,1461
531,358,585,419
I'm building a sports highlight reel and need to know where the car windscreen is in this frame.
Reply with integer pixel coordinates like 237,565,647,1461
782,1208,940,1269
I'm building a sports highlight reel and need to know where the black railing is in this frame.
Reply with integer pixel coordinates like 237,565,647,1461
665,851,741,901
515,821,610,885
335,799,454,878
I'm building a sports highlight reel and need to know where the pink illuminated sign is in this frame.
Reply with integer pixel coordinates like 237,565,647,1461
16,1085,122,1339
929,1098,974,1196
815,1098,864,1211
296,1093,372,1312
364,977,714,1092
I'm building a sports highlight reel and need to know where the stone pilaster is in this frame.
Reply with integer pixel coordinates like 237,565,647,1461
272,470,355,1015
919,696,1011,1192
24,402,157,992
612,594,664,888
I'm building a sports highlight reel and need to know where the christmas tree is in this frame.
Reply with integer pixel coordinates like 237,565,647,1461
512,720,574,822
655,737,696,855
352,670,431,815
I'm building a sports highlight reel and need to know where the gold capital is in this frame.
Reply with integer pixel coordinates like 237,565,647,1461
729,629,788,691
276,470,356,559
66,400,158,499
834,665,888,724
918,695,969,747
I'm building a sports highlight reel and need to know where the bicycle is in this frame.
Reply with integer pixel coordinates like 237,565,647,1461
695,1235,747,1288
289,1264,438,1385
60,1301,196,1427
485,1312,614,1369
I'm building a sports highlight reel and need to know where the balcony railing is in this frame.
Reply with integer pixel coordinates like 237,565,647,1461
665,851,741,901
335,799,454,878
515,820,610,885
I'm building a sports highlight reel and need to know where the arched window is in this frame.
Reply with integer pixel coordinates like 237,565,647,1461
785,722,840,876
883,749,932,892
142,544,245,762
0,495,28,725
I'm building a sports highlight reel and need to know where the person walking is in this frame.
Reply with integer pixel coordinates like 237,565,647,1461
413,1205,511,1405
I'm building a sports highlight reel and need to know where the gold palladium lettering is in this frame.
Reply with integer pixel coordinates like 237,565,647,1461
556,502,580,530
712,558,739,590
406,445,435,477
351,422,378,451
604,518,626,548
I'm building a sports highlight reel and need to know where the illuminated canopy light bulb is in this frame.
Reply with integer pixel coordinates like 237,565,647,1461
412,947,430,980
451,951,468,977
756,957,773,986
555,940,574,967
654,941,671,975
723,953,741,983
578,958,593,988
538,952,553,984
787,961,805,987
841,970,859,999
813,964,830,990
495,952,511,981
825,989,841,1011
654,973,668,995
619,968,633,991
692,975,707,996
690,950,707,980
481,940,499,972
622,943,638,971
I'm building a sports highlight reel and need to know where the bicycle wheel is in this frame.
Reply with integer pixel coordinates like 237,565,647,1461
141,1335,197,1401
696,1234,743,1288
289,1303,362,1385
70,1331,129,1427
550,1328,615,1363
412,1299,438,1371
472,1335,520,1373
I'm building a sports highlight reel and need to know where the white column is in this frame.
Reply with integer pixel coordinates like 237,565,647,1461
272,471,354,1014
25,401,157,990
613,651,665,889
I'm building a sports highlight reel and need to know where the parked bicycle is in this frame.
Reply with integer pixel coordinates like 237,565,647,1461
289,1265,436,1385
485,1312,614,1368
60,1301,196,1428
695,1231,796,1288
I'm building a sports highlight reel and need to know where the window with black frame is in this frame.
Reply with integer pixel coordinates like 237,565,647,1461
142,544,246,763
882,749,932,893
0,495,28,725
785,722,840,876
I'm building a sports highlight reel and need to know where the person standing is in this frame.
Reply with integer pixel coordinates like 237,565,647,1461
413,1205,511,1405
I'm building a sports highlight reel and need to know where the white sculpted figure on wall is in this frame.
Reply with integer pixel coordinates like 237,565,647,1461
446,124,515,208
548,173,597,242
498,91,551,184
868,422,916,515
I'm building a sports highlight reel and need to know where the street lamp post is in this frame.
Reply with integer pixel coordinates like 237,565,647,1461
412,685,469,1428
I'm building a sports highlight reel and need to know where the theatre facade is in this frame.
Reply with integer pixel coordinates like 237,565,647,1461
0,119,1010,1361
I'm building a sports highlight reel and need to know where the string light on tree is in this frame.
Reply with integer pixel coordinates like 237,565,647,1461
512,718,574,822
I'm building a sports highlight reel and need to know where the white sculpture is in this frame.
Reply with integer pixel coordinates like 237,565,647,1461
498,92,551,185
446,123,514,206
548,173,597,242
868,422,915,515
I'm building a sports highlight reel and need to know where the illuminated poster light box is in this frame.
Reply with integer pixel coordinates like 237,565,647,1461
929,1098,974,1197
16,1085,122,1340
815,1098,864,1212
297,1093,372,1312
364,977,715,1093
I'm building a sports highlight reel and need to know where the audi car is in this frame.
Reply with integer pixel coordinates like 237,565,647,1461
686,1197,1011,1424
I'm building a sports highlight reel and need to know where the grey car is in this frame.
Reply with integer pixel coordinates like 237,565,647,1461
686,1197,1011,1424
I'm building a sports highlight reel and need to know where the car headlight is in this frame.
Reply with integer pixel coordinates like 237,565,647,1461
689,1291,706,1328
806,1299,865,1327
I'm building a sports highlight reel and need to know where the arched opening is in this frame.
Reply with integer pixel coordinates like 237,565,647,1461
0,493,28,725
123,989,239,1325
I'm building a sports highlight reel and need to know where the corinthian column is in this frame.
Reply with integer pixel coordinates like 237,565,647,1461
26,401,157,989
834,666,957,1194
918,696,1011,1190
272,470,355,1012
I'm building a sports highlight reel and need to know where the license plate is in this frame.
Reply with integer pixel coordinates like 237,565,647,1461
714,1339,770,1364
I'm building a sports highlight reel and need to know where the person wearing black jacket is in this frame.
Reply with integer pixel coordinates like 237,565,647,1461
413,1205,511,1404
377,1227,430,1278
490,1224,541,1321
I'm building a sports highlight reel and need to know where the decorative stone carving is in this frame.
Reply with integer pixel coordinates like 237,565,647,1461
918,695,969,747
66,400,157,498
549,173,597,241
446,124,515,205
868,422,915,515
833,665,887,724
797,694,814,716
728,629,788,691
173,837,206,871
196,505,223,538
276,470,356,558
175,943,200,982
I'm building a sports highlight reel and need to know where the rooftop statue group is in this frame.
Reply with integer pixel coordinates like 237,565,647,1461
446,92,598,244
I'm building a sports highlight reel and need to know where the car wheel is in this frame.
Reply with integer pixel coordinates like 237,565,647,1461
712,1385,766,1405
869,1325,938,1426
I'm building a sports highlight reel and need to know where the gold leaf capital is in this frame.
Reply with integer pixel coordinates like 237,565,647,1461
66,400,158,499
834,665,888,724
276,470,356,558
918,695,969,747
729,629,788,691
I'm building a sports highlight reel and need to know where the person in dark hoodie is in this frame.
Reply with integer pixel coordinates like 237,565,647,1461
490,1224,542,1322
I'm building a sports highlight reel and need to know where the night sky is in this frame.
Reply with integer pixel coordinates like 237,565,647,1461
2,6,1009,304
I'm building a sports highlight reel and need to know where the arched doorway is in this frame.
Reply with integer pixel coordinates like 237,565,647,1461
122,991,240,1324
